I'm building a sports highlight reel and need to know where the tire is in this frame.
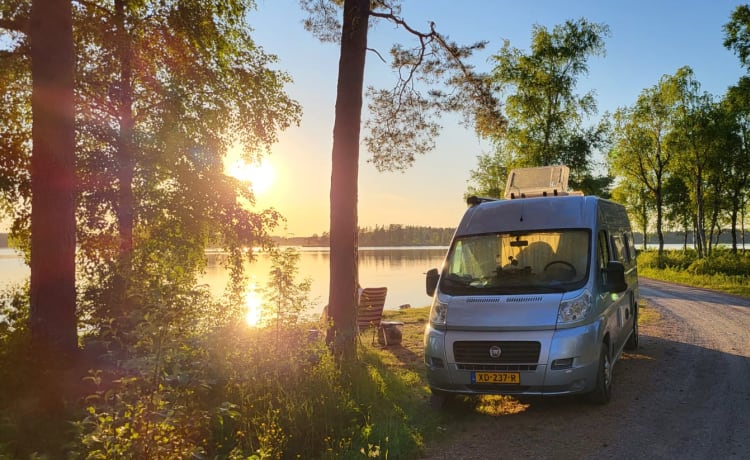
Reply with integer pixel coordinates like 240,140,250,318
625,302,639,350
429,389,454,410
588,344,612,405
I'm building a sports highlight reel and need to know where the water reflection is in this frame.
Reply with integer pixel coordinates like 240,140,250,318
244,282,263,327
201,247,447,317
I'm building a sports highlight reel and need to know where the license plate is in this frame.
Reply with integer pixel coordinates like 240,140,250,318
471,371,521,384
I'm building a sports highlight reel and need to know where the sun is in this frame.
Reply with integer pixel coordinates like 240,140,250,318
227,158,275,194
224,143,276,195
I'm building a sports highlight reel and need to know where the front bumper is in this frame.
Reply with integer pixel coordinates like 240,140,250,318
424,323,602,396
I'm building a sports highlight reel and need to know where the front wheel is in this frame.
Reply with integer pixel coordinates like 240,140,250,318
625,303,639,350
587,344,612,405
429,389,455,410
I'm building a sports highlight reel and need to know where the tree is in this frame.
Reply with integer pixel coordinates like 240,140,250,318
724,78,750,252
72,0,301,345
300,0,503,359
611,180,652,250
29,0,77,410
465,149,510,199
662,175,693,249
1,1,302,352
724,4,750,70
486,18,611,192
668,75,720,257
609,69,690,259
263,247,313,330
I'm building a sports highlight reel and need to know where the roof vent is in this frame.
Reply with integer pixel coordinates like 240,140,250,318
504,165,581,199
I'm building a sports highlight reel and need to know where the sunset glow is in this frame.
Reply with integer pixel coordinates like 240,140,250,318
228,158,275,194
225,143,276,195
244,286,263,327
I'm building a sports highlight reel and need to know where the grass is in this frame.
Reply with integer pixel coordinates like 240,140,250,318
637,248,750,298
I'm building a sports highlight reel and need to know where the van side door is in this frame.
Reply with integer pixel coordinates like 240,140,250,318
596,230,629,352
608,232,634,352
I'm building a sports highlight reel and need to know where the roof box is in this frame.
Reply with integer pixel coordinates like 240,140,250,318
504,165,579,199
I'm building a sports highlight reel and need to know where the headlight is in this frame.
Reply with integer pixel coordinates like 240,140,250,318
558,289,592,324
429,298,448,327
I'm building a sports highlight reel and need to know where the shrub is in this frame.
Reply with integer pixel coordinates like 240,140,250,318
637,249,696,270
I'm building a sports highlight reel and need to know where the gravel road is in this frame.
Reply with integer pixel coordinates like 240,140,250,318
422,278,750,459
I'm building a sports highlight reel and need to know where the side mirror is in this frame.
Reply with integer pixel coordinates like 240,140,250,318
603,261,627,292
426,268,440,297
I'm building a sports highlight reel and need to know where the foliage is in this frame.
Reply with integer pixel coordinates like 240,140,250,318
69,318,438,459
636,249,697,271
279,225,455,247
262,247,315,328
1,0,302,351
465,149,510,199
608,67,695,256
638,248,750,276
723,4,750,69
357,224,454,247
639,249,750,298
473,18,611,197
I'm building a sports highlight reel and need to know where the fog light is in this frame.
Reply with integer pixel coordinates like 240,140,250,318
569,379,586,392
430,357,445,368
551,358,574,370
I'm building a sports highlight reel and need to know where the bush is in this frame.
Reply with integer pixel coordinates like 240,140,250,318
687,250,750,276
637,249,697,270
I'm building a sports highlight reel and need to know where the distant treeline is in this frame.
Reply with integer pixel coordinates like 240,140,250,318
3,230,748,250
273,225,456,247
273,228,750,248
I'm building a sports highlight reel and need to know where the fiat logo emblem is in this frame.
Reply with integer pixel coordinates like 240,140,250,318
489,345,502,359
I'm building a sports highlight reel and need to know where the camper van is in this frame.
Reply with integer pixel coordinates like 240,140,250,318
424,166,639,406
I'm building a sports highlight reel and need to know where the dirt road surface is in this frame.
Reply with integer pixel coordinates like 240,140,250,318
422,278,750,459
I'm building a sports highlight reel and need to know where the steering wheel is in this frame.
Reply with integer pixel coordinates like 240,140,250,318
544,260,576,275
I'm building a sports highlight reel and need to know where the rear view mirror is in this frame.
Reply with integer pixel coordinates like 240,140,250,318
426,268,440,297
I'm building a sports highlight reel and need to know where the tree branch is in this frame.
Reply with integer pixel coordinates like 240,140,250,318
0,16,29,35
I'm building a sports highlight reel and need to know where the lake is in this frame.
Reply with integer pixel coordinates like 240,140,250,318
202,247,448,316
0,247,448,318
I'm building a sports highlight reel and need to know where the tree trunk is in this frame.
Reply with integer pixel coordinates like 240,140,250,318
694,169,706,258
327,0,370,361
115,0,134,261
29,0,78,408
112,0,135,341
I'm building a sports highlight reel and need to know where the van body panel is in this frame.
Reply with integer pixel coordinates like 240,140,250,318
425,193,639,401
441,293,563,330
458,196,594,235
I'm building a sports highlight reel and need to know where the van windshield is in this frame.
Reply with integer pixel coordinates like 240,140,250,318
440,230,590,295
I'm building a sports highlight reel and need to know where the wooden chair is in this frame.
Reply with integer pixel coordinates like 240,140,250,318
357,287,388,343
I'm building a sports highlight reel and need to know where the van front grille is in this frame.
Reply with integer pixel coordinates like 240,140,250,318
457,363,538,371
453,341,541,364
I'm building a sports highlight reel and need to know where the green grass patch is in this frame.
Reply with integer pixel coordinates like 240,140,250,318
638,249,750,298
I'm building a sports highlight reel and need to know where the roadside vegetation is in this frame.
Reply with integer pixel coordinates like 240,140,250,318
638,248,750,298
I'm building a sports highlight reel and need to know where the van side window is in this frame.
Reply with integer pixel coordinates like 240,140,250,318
625,232,637,260
611,234,628,263
597,231,609,269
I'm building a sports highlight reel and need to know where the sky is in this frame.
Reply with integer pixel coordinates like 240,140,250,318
235,0,747,238
1,1,744,237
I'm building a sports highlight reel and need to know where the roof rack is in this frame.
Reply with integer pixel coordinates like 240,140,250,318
504,165,581,199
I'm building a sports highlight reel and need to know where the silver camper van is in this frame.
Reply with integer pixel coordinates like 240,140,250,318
424,166,639,406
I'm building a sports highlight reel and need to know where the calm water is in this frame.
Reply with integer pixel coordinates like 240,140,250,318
202,247,448,315
0,247,447,317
